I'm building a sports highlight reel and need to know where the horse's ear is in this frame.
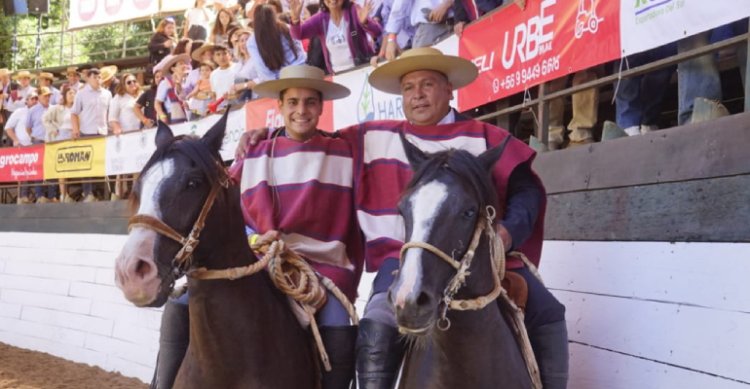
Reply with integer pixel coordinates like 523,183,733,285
400,131,427,169
202,107,230,153
478,136,511,172
155,121,174,149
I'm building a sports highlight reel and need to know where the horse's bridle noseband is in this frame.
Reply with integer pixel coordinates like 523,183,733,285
128,173,230,277
399,205,506,331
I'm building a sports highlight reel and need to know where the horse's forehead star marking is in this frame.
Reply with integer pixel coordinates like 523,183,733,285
138,158,176,218
396,180,449,306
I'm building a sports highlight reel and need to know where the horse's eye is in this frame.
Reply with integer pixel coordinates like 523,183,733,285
463,208,476,219
187,179,200,189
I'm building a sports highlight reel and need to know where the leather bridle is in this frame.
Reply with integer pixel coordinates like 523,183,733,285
399,205,506,331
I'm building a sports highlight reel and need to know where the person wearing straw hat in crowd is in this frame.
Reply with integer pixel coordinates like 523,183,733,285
4,89,38,204
155,54,191,124
36,72,61,106
5,70,36,114
240,47,569,389
25,86,59,203
61,67,84,92
100,65,119,96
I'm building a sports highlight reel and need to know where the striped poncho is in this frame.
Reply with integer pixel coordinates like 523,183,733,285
232,130,364,302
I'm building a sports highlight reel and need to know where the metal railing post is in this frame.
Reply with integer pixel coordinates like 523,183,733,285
122,22,129,58
537,82,549,148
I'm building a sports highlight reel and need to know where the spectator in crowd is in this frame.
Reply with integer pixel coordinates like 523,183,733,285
210,9,237,47
545,68,600,149
109,73,143,200
100,65,120,96
229,29,257,101
379,0,454,61
71,68,113,202
227,25,243,54
25,87,58,203
184,0,214,41
247,4,307,82
452,0,507,36
289,0,381,75
677,21,748,125
187,62,215,117
43,85,77,202
184,40,207,94
210,45,240,109
134,69,162,128
61,67,84,92
5,90,37,148
5,91,37,204
149,17,179,66
36,72,61,106
173,38,194,57
155,54,191,124
0,68,10,128
369,0,415,64
6,70,35,114
612,44,676,137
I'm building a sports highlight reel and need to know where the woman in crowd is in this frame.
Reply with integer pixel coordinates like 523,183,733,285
149,17,179,66
109,73,143,200
247,4,307,81
134,69,162,129
184,40,206,95
42,85,76,202
230,29,257,101
289,0,381,75
210,8,237,47
183,0,213,41
155,55,190,124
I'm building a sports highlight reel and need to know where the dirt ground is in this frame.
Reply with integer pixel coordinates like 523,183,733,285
0,342,147,389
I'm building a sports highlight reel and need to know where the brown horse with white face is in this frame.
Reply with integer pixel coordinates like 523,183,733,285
389,134,533,389
114,112,317,388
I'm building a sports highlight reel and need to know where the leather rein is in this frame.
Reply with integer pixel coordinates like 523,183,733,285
399,205,506,331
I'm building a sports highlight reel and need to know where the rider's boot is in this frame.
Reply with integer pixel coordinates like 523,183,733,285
150,299,190,389
356,318,406,389
529,320,569,389
320,325,358,389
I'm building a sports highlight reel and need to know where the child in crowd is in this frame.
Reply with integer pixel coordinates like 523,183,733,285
187,62,216,118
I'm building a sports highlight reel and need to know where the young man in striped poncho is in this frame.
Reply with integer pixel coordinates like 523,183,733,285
231,65,364,389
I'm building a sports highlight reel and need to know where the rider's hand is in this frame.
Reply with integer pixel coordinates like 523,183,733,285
497,224,513,251
234,128,270,161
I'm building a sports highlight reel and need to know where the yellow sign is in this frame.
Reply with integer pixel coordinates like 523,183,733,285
44,137,106,179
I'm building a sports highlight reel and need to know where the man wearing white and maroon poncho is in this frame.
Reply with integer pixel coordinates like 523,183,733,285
339,48,568,389
232,65,363,389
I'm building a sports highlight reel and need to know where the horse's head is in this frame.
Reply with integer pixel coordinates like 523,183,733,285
389,133,509,334
114,111,230,307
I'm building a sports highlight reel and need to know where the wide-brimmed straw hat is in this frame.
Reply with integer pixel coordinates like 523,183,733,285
155,54,191,73
253,65,350,101
65,66,79,76
191,43,217,62
13,70,36,80
38,72,56,81
37,86,52,96
368,47,478,95
0,68,10,77
99,65,118,82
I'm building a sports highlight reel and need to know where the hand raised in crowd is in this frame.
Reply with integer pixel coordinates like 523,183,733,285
142,118,155,128
234,127,270,161
357,0,374,25
288,0,303,22
429,0,453,23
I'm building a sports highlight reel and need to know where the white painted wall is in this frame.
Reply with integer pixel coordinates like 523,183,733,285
1,233,748,388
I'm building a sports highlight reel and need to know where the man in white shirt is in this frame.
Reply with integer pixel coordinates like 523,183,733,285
4,91,37,147
5,70,35,114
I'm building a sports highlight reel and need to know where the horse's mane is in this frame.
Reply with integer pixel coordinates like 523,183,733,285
404,148,499,211
129,134,226,214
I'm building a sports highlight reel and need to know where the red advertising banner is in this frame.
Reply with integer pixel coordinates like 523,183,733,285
245,97,334,133
0,145,45,182
458,0,621,111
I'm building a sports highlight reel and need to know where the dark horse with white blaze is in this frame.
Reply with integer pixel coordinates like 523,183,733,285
114,112,317,388
389,134,533,389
